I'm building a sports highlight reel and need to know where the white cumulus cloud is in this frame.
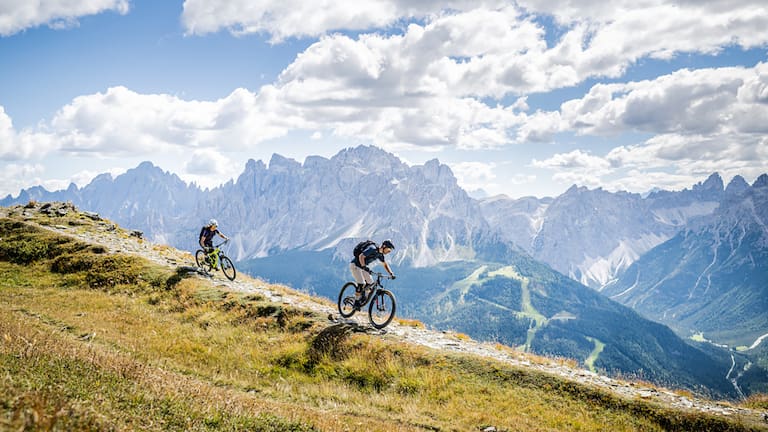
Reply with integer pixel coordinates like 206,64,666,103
451,161,499,193
181,0,508,41
0,106,58,160
183,1,768,99
560,65,768,137
46,86,302,157
0,0,129,36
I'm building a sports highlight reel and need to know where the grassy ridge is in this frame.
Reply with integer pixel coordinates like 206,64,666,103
1,214,766,431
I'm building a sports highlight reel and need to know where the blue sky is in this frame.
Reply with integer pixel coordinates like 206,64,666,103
1,0,766,199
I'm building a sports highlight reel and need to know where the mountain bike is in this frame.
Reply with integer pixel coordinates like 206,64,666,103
337,272,396,329
195,240,236,281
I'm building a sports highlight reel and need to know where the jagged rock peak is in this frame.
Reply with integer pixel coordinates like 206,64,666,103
725,175,749,196
754,173,768,188
330,145,405,174
244,158,267,173
135,161,156,171
91,172,114,183
268,154,301,172
564,184,590,195
235,159,267,186
123,161,187,186
693,173,724,192
126,161,183,182
421,158,457,185
304,155,330,169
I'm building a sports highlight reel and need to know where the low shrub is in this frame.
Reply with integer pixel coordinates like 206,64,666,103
308,323,355,365
51,253,97,274
0,239,50,264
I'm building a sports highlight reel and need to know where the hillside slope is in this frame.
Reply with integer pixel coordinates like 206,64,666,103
240,244,763,399
2,202,767,431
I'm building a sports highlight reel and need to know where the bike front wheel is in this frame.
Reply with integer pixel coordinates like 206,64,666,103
195,250,212,272
369,289,396,329
338,282,359,318
220,255,236,281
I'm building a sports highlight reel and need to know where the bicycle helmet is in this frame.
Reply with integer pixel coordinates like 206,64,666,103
208,218,218,227
382,239,395,249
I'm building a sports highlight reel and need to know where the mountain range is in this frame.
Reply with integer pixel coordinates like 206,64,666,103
603,174,768,349
482,172,731,289
5,145,767,398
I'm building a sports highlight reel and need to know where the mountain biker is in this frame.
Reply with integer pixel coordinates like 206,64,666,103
350,239,396,306
199,219,229,269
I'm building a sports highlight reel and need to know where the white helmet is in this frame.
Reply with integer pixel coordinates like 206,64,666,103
208,218,218,227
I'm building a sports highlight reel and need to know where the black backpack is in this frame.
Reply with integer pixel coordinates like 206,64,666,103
353,240,377,258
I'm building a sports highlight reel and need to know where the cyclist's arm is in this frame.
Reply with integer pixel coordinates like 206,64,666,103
218,231,229,240
382,260,394,277
357,253,366,268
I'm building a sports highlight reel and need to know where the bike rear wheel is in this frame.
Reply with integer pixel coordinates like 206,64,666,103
220,255,236,281
369,289,396,329
195,250,212,272
338,282,359,318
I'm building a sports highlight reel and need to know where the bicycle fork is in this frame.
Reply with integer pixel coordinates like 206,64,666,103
372,292,385,311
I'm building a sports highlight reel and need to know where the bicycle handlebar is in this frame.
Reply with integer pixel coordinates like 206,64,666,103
369,271,395,280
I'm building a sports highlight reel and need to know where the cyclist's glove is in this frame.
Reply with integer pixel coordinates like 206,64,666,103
390,274,396,280
363,266,371,273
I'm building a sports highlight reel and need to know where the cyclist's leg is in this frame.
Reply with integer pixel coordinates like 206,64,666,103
349,263,366,288
360,268,374,296
204,243,219,268
359,265,373,286
349,263,371,305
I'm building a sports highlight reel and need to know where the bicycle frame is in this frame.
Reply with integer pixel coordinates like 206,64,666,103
361,272,386,305
205,240,229,267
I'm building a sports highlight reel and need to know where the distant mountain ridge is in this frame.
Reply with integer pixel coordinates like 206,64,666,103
482,172,736,290
6,146,497,267
7,148,748,280
220,147,497,266
603,174,768,348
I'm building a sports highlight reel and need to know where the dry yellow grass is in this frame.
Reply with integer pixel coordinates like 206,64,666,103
1,212,766,431
396,317,426,328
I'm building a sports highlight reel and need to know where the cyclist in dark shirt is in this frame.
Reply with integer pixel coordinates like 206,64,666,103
199,219,229,268
350,240,395,304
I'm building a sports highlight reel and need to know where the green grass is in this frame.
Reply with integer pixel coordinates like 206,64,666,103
585,337,605,373
1,212,767,431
